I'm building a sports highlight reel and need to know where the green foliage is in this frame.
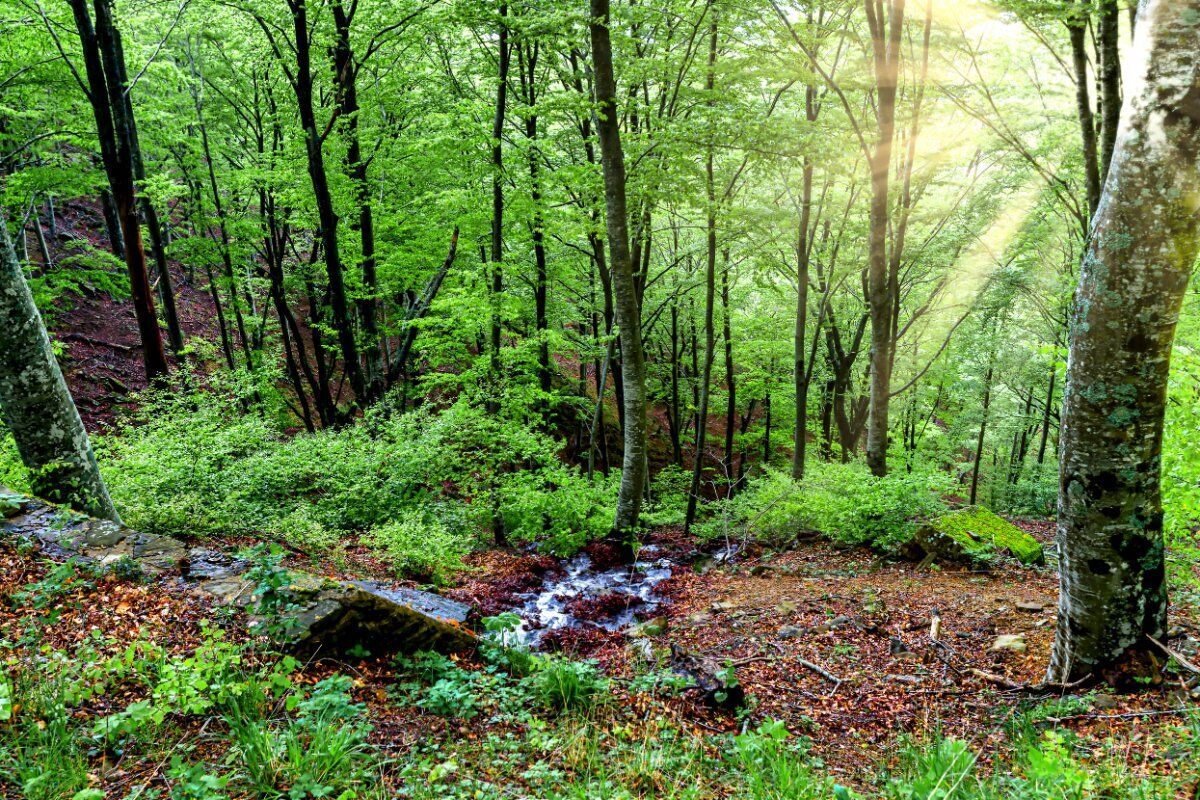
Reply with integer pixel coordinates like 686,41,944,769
731,719,839,800
365,509,471,585
705,465,950,553
86,392,611,572
528,657,608,713
11,559,95,611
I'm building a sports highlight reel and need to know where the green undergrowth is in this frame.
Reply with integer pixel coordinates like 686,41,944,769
0,386,620,584
699,464,952,554
1,559,1194,799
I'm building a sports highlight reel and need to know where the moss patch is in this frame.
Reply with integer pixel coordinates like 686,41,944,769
913,507,1044,566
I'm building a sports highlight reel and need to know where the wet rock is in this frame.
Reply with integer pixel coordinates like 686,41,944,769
670,644,745,710
0,491,474,656
991,634,1027,653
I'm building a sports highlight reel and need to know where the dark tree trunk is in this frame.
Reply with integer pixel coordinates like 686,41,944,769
286,0,364,402
332,0,385,402
863,0,905,478
1049,0,1200,684
100,189,124,260
70,0,168,382
720,250,736,498
1068,3,1103,220
1096,0,1122,185
591,0,649,535
969,363,993,506
489,3,510,417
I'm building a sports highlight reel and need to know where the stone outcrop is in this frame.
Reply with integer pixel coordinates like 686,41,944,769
903,506,1045,567
0,487,475,655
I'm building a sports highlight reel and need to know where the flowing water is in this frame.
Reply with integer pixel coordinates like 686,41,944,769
512,547,674,646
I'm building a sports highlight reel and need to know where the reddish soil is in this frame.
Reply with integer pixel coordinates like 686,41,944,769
25,198,222,431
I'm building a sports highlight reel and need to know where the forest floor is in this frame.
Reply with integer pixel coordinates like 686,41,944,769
7,516,1195,797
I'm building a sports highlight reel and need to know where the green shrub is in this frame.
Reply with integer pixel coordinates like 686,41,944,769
706,464,950,554
731,719,840,800
365,509,472,584
77,390,611,559
528,657,608,713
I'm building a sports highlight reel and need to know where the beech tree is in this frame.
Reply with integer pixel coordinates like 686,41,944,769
1049,0,1200,683
0,212,119,522
590,0,648,534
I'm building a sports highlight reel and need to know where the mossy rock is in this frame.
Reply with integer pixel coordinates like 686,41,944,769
908,507,1044,567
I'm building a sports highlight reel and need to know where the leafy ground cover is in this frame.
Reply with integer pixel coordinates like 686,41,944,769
3,523,1199,799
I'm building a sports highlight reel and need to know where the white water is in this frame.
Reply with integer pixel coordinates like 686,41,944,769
512,548,673,646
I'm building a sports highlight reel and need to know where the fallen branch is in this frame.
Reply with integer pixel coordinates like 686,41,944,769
63,333,137,352
1146,634,1200,676
969,668,1093,694
797,657,842,688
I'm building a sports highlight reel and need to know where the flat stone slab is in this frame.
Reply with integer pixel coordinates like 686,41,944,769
0,489,475,656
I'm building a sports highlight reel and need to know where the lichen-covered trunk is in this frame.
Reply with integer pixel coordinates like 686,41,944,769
1049,0,1200,684
590,0,648,535
0,214,119,522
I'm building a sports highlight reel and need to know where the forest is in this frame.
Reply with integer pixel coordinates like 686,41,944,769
2,0,1200,795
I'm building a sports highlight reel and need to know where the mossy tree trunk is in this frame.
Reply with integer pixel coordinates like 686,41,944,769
0,213,120,522
1049,0,1200,683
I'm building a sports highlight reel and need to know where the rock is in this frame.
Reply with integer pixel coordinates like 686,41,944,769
669,644,746,710
905,507,1044,567
991,634,1027,653
627,616,667,638
811,614,853,634
777,624,804,639
1016,601,1045,613
688,612,713,625
711,600,735,612
0,490,475,656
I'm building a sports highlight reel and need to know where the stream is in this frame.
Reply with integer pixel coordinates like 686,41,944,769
512,546,674,646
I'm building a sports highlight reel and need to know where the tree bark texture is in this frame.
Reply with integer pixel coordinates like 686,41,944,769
1049,0,1200,683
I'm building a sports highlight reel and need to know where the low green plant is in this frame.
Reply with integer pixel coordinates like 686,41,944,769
731,719,840,800
227,674,383,798
365,510,471,585
528,657,608,713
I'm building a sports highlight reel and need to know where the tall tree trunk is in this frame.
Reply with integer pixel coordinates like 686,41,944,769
332,0,385,402
99,188,124,260
863,0,905,478
286,0,364,403
792,159,813,480
0,213,119,522
1049,0,1200,684
1068,2,1103,220
1037,364,1057,465
489,2,510,417
721,250,736,497
685,15,719,532
590,0,648,536
70,0,168,382
969,362,993,506
1096,0,1122,185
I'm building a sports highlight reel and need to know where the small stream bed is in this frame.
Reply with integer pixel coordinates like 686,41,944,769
511,545,675,646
